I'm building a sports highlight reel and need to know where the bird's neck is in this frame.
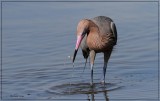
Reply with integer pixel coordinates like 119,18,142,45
87,26,111,52
88,20,102,37
89,26,102,39
88,20,104,41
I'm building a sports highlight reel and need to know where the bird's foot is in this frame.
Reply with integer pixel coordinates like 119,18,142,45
101,80,106,85
90,82,94,87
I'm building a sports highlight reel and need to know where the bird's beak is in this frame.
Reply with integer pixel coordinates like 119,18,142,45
73,35,83,63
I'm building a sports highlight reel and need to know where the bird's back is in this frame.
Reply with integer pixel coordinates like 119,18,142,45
91,16,117,45
91,16,113,35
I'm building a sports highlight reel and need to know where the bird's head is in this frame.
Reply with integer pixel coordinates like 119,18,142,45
72,19,90,63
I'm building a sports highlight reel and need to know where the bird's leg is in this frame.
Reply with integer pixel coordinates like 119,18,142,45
89,50,96,86
102,62,107,84
101,50,112,84
82,58,87,73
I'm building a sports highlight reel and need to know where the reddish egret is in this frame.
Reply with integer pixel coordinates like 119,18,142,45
72,16,117,85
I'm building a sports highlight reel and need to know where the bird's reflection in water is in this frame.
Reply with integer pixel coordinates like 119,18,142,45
48,82,119,100
86,84,109,101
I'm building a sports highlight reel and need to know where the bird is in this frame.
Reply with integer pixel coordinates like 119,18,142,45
72,16,117,85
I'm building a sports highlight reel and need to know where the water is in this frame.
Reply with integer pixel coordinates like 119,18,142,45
1,1,159,101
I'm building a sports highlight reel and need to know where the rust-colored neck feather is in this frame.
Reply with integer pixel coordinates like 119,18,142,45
77,19,99,36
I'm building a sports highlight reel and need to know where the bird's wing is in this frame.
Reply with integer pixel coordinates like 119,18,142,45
91,16,117,45
110,21,117,45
